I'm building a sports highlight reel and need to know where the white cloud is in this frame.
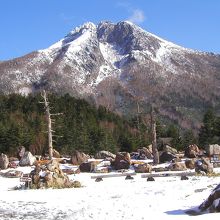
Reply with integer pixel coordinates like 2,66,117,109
128,9,145,24
60,13,75,24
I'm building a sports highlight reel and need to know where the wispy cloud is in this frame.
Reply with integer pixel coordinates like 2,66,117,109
116,1,145,24
128,9,145,24
60,13,75,24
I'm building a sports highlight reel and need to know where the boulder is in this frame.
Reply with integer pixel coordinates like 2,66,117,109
206,144,220,156
112,152,131,170
199,184,220,213
17,146,26,160
53,149,61,158
30,160,80,189
185,144,200,158
71,150,88,165
163,145,178,155
19,152,36,166
95,150,116,160
185,159,196,169
195,157,213,174
125,175,134,180
138,147,153,159
147,177,155,181
0,153,9,169
79,161,97,172
181,175,189,180
134,163,152,173
159,151,176,163
95,177,103,182
169,162,187,171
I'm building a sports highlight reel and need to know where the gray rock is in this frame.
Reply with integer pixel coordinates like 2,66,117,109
159,151,176,163
79,161,97,172
195,157,213,174
206,144,220,156
95,150,116,160
19,152,36,166
0,153,9,169
134,163,152,173
163,145,178,155
71,150,88,165
17,146,26,160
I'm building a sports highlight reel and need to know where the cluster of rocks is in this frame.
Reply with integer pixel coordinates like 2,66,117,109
30,160,81,189
1,144,219,178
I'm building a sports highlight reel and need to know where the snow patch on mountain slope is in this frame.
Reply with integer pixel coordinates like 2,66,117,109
39,22,97,62
93,42,128,85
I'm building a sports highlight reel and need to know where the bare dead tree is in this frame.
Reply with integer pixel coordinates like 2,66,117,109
151,106,159,164
136,100,142,142
41,90,62,160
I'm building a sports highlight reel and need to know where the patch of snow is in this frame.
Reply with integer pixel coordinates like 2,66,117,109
18,87,32,96
92,42,128,86
1,165,220,219
99,42,125,67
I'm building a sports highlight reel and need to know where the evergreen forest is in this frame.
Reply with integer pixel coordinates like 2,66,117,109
0,93,219,156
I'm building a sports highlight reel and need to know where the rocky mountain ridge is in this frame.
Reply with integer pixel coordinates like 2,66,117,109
0,21,220,130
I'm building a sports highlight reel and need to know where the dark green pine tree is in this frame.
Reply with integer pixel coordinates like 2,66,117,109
182,130,197,148
199,109,216,147
166,124,183,150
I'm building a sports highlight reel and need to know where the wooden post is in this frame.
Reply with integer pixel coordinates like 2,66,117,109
42,90,53,160
151,106,159,164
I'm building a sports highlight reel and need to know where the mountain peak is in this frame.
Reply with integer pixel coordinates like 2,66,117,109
0,20,220,132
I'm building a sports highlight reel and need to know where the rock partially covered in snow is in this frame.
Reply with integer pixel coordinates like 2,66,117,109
169,162,187,171
134,163,152,173
30,160,81,189
95,150,116,160
195,157,213,174
19,151,36,166
163,145,178,155
199,184,220,213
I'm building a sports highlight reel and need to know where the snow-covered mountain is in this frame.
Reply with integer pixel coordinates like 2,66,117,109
0,21,220,129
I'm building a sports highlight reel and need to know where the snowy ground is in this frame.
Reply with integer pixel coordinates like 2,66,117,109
0,165,220,220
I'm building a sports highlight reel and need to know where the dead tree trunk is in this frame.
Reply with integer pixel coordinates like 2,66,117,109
136,101,142,143
42,90,53,160
151,106,159,164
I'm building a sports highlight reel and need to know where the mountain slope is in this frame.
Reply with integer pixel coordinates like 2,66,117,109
0,21,220,130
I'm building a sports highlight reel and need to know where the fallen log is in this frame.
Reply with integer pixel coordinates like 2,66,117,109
141,171,197,178
91,172,136,179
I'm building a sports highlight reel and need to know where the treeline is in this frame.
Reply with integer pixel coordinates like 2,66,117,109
0,93,219,156
199,109,220,147
0,93,147,156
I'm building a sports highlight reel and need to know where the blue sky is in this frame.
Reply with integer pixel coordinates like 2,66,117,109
0,0,220,60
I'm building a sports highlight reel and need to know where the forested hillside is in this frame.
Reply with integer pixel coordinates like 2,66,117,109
0,93,149,156
0,93,219,156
